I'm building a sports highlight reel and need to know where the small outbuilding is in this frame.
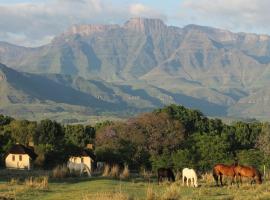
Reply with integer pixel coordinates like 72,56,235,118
5,144,37,170
69,148,96,172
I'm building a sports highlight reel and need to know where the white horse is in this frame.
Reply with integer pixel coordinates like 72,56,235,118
67,161,91,177
182,168,198,187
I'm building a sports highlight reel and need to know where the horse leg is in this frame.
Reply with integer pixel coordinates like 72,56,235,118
182,176,185,186
239,175,242,185
220,175,223,187
230,176,235,186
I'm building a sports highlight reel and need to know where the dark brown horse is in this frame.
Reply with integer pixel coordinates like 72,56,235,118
157,168,175,184
213,163,237,186
234,165,262,184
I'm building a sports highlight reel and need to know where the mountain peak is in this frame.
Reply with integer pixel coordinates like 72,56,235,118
64,24,120,36
124,18,166,33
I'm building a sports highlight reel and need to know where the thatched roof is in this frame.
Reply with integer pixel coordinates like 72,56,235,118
7,144,37,160
71,149,96,160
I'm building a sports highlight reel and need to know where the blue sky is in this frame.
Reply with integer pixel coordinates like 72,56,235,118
1,0,270,47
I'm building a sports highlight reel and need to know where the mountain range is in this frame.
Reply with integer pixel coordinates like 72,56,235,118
1,18,270,121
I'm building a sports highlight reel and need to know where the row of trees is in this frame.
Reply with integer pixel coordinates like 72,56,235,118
1,104,270,172
95,105,270,172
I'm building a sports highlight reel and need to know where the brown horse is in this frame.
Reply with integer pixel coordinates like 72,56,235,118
213,163,237,186
157,168,175,184
234,165,262,184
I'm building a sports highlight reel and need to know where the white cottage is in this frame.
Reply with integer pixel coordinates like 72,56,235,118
69,149,95,172
5,144,37,170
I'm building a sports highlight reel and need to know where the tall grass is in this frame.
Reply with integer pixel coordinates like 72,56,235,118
161,184,180,200
146,186,157,200
25,176,49,189
83,192,133,200
110,165,120,178
140,168,153,181
120,165,130,179
102,164,110,177
52,164,69,179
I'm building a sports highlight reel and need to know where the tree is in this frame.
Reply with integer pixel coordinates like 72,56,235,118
34,119,64,150
156,104,208,134
192,132,234,172
0,115,13,126
256,122,270,156
172,149,195,171
232,121,261,149
4,120,36,145
64,124,95,147
236,149,264,169
135,112,185,156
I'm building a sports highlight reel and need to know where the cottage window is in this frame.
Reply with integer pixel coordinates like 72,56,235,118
19,155,22,161
81,158,84,163
12,155,15,161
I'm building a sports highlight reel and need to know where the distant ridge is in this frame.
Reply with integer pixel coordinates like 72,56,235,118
1,18,270,119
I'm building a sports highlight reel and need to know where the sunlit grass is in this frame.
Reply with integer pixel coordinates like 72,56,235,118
1,170,270,200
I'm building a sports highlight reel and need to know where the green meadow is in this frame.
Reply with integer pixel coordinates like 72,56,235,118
1,171,270,200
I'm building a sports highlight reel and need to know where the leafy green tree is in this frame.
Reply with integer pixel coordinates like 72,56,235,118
34,119,64,150
192,132,234,172
64,124,95,147
151,149,174,170
156,104,208,135
172,149,196,171
232,121,261,149
0,115,13,126
4,120,36,145
0,131,14,167
236,149,264,169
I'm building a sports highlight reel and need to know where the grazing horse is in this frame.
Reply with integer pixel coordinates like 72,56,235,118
67,161,91,177
182,168,198,187
234,165,262,185
213,163,237,186
157,168,175,184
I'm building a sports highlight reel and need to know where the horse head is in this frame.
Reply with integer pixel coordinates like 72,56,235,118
256,170,263,184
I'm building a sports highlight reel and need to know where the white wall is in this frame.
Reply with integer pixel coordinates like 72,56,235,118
5,154,31,170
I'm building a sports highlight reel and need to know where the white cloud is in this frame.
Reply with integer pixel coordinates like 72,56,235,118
179,0,270,34
0,0,164,47
129,3,166,20
130,3,149,16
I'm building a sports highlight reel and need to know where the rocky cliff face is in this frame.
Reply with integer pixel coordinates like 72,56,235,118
2,18,270,118
64,24,120,36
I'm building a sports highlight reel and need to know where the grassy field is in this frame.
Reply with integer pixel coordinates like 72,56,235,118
0,170,270,200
